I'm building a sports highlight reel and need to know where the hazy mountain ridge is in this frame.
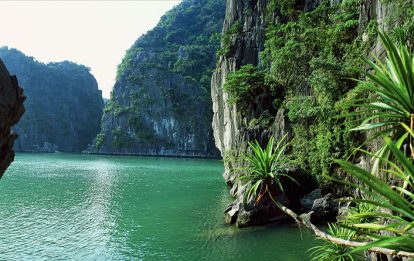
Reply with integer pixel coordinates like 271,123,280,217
0,47,103,152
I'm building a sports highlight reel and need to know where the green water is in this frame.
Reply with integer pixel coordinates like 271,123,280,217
0,153,316,260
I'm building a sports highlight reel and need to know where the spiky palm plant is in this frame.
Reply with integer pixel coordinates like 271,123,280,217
240,135,297,206
309,223,364,261
351,32,414,171
335,136,414,253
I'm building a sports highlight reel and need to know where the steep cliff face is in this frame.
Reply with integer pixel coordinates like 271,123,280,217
212,0,298,227
0,48,104,152
212,0,413,226
212,0,269,182
0,59,25,177
88,0,225,157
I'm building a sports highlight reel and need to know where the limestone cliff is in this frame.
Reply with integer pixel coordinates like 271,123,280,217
212,0,413,226
0,47,104,153
212,0,269,183
212,0,300,227
87,0,225,157
0,59,25,177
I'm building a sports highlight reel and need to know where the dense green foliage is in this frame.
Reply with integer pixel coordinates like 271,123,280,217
382,0,414,48
217,21,242,58
219,0,414,257
117,0,224,85
223,64,275,113
0,47,103,152
96,0,225,155
332,34,414,254
309,33,414,259
223,0,412,181
222,0,368,180
265,0,368,181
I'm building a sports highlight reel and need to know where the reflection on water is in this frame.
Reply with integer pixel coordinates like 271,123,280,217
0,154,316,260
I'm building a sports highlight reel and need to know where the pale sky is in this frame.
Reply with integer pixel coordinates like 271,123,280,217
0,1,181,98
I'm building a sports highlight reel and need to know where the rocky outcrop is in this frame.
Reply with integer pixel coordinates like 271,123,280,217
212,0,270,183
86,0,225,157
211,0,305,226
300,189,322,211
0,59,25,177
0,47,104,152
211,0,411,226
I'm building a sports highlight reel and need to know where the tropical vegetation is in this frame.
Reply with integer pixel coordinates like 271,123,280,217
240,135,296,206
336,136,414,253
350,32,414,171
234,21,414,259
308,31,414,259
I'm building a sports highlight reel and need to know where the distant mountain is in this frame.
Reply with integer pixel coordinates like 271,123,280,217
0,47,104,152
88,0,225,157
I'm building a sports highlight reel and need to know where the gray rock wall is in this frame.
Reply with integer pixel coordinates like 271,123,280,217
212,0,269,181
211,0,299,226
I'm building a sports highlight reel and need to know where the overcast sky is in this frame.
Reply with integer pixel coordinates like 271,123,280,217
0,1,181,98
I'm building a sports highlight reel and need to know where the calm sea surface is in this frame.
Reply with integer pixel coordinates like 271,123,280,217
0,153,316,260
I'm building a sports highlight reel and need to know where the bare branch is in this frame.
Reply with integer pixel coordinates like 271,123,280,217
267,189,414,258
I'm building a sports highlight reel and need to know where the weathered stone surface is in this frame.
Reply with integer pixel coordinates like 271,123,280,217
224,203,239,224
310,193,339,223
212,0,269,160
337,197,353,218
300,189,322,211
212,0,272,225
0,58,25,177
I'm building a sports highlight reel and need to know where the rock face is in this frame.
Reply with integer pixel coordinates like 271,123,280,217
211,0,412,226
212,0,308,226
0,47,104,152
300,189,322,211
309,193,339,223
87,0,225,157
212,0,270,181
0,59,25,177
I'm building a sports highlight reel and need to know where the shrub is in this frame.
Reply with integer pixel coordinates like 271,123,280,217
240,135,297,205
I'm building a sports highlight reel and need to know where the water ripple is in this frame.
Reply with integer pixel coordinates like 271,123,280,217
0,154,315,260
